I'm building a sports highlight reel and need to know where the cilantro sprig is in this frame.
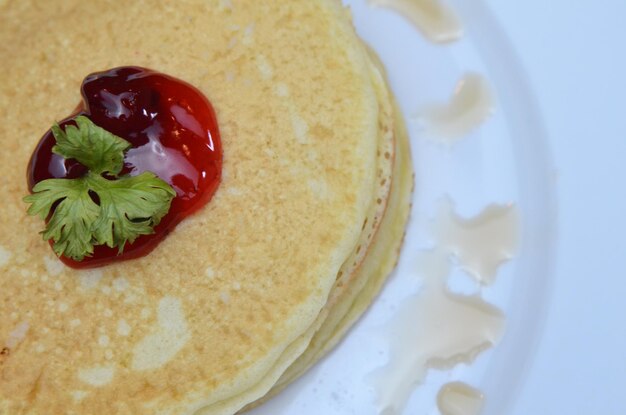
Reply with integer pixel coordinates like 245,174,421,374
24,116,176,261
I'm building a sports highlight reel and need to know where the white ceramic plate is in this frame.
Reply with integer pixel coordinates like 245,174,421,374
250,1,557,414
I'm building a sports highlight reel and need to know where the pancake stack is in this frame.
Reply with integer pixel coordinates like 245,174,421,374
0,1,413,414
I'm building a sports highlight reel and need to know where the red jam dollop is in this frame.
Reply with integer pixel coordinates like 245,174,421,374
27,66,223,268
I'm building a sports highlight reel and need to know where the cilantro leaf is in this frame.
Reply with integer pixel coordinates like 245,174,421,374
24,178,101,261
90,173,176,252
24,117,177,261
51,115,131,175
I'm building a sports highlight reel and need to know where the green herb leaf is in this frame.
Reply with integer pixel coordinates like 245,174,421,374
25,178,100,261
24,118,176,261
90,172,176,252
51,115,131,175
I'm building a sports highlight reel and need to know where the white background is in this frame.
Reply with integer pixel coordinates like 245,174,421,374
485,1,626,414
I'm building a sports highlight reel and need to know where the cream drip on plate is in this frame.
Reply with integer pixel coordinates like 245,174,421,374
417,73,495,143
370,199,519,414
370,250,504,414
369,0,463,43
437,382,485,415
433,198,520,285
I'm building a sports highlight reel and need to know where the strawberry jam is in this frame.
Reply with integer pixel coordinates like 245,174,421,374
27,66,223,268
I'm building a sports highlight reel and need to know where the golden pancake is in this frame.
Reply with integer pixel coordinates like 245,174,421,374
0,1,413,414
242,52,414,410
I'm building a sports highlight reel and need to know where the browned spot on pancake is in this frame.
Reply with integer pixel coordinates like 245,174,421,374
0,347,9,365
27,368,45,404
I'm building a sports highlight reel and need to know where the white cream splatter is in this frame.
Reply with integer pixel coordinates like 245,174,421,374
79,270,103,290
308,179,331,199
220,291,230,305
0,245,11,267
117,319,131,337
290,109,309,144
71,390,89,402
437,382,485,415
226,187,243,196
140,308,151,319
98,335,110,347
434,199,520,285
78,366,115,387
131,297,191,371
218,0,233,11
44,255,64,276
274,83,290,97
417,73,494,143
206,267,216,279
112,277,130,292
369,0,463,43
242,24,255,46
256,54,274,79
6,321,29,348
371,250,505,414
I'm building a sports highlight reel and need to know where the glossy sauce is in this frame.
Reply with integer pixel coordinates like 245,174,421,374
27,67,223,268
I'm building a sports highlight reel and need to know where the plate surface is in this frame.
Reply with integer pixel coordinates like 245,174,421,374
250,1,557,414
481,1,626,414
